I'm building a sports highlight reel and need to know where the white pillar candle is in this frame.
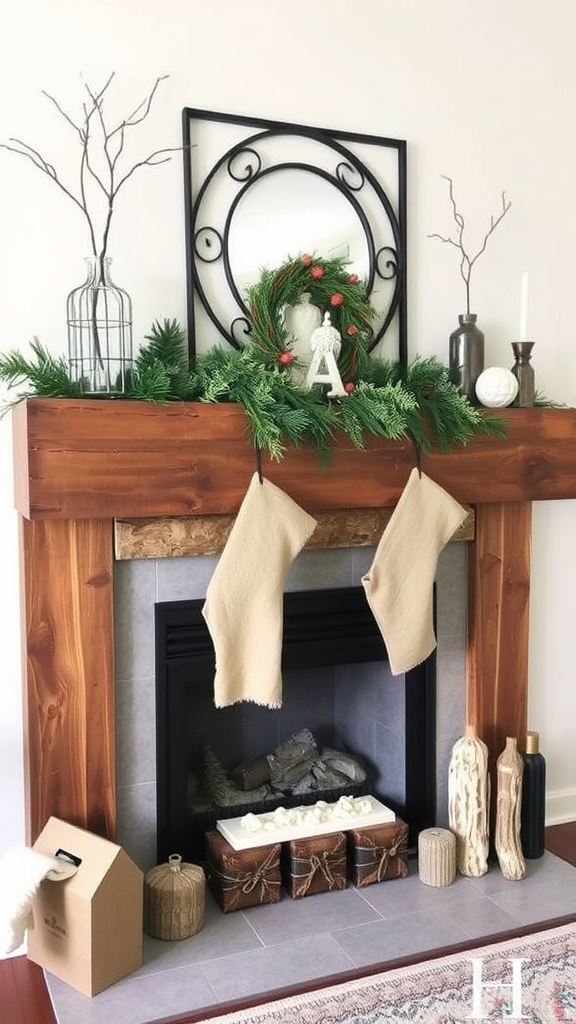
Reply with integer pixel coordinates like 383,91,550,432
519,271,530,341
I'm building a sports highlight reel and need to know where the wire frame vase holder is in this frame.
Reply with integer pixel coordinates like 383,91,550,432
67,256,133,395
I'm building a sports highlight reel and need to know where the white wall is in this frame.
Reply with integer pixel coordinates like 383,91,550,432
1,0,575,871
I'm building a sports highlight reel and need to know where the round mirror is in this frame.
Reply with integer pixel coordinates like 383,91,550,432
184,109,407,362
227,169,370,299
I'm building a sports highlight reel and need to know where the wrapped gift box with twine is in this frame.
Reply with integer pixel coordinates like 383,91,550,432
205,831,281,913
282,831,347,899
348,818,409,888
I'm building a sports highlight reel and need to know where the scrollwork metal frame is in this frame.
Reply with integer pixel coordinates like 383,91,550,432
182,108,407,364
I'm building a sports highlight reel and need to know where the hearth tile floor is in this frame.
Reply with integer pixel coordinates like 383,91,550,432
45,851,576,1024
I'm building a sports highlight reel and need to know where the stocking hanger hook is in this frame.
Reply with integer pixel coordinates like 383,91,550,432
255,445,264,484
409,433,422,478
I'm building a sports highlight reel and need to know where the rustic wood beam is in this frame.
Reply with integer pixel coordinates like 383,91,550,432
466,501,531,758
20,517,115,842
12,400,576,520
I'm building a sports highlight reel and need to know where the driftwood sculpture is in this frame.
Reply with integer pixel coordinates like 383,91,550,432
448,724,490,876
495,737,526,880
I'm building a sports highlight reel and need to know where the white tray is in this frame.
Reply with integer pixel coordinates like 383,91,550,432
216,795,396,850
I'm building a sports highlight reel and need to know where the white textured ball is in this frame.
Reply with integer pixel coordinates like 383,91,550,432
475,367,519,408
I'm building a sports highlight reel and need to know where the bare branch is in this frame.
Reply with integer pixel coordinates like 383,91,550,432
85,72,116,107
443,174,465,235
77,123,99,256
427,232,462,250
1,74,176,264
113,147,180,196
1,138,87,213
110,75,169,136
83,85,116,202
429,175,512,314
41,90,84,136
468,191,512,272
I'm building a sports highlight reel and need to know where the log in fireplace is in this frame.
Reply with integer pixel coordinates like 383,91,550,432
155,587,436,863
12,399,576,845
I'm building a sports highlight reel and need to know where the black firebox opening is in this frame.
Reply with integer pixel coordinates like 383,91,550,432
155,586,436,864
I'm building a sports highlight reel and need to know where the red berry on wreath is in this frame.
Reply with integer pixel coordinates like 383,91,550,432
301,254,312,266
310,265,324,279
330,292,344,305
346,325,358,336
344,381,356,393
348,273,359,284
279,351,294,365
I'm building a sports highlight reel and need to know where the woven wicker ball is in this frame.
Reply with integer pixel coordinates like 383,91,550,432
145,854,206,940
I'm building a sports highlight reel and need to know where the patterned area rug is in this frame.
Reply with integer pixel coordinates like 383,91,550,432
205,923,576,1024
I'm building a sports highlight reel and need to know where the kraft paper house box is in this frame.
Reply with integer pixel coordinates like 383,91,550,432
28,816,144,997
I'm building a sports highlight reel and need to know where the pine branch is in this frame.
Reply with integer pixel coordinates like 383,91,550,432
0,338,83,413
128,318,195,401
137,317,188,369
336,381,417,449
127,362,173,403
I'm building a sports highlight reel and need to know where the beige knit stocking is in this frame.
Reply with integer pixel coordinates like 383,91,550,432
362,468,467,675
202,473,317,708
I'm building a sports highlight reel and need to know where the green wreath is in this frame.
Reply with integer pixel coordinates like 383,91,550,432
245,253,377,383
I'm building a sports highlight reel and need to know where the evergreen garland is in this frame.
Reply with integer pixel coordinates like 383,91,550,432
191,346,335,462
0,316,509,461
361,356,506,451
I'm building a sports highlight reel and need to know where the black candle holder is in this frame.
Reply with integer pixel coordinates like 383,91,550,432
511,341,535,407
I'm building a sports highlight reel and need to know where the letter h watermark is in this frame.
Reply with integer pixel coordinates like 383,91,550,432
467,957,527,1020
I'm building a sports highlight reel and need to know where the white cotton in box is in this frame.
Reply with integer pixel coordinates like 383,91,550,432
27,817,143,997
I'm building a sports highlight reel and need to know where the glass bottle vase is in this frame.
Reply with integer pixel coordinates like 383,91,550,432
449,314,485,404
67,256,133,395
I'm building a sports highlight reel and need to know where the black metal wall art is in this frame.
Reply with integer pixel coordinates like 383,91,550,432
182,108,407,364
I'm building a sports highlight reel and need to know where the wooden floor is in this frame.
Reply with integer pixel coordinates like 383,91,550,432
2,822,576,1024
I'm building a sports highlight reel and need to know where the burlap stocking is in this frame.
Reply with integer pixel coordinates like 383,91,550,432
362,468,467,675
202,473,317,708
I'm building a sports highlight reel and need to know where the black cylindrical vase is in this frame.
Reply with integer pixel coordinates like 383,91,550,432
520,730,546,859
449,314,485,403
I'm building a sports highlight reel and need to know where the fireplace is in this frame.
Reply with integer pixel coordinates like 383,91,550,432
112,542,466,871
154,586,436,864
15,400,568,856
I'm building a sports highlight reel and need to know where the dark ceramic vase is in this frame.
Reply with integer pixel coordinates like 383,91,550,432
449,314,485,403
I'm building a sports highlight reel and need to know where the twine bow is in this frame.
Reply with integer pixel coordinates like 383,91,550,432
356,822,409,884
292,845,346,897
214,846,280,910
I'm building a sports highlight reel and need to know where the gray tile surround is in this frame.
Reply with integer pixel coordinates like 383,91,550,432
114,543,467,871
45,851,576,1024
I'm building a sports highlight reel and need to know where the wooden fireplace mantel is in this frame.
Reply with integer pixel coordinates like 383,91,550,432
12,399,576,843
